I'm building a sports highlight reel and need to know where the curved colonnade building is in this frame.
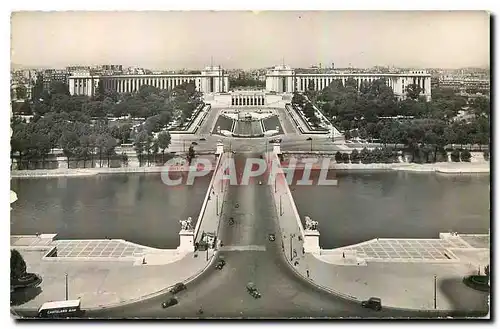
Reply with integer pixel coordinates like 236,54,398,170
68,65,432,102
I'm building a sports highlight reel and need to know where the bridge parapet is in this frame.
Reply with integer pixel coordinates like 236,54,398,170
193,149,229,245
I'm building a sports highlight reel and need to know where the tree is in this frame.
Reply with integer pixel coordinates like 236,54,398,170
341,153,350,164
187,145,195,165
11,249,27,282
31,73,44,102
405,83,422,100
156,131,171,164
335,151,342,163
350,149,360,164
450,149,461,162
15,85,27,100
94,79,105,101
134,130,149,166
49,81,70,96
59,130,80,168
460,149,471,162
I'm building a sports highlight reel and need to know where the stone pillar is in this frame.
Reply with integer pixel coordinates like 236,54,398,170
177,229,195,252
273,142,281,155
303,230,320,255
216,142,224,156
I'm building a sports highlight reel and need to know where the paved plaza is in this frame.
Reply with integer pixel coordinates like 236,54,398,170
322,234,487,263
11,235,215,310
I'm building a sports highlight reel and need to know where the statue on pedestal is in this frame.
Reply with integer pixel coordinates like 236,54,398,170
304,216,318,231
179,217,193,231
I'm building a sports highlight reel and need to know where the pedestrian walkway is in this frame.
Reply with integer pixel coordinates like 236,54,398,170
11,234,216,311
219,245,266,252
319,234,485,263
11,234,183,263
267,149,489,312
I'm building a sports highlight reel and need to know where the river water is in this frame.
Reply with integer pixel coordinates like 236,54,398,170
11,171,489,249
291,171,490,249
10,173,211,249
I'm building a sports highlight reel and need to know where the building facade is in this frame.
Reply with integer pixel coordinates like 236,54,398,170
266,66,432,101
68,64,432,101
68,66,229,96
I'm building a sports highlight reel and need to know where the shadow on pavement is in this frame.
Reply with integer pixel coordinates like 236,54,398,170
439,277,489,317
10,286,42,306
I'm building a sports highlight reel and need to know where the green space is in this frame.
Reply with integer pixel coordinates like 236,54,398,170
11,79,202,169
294,78,490,163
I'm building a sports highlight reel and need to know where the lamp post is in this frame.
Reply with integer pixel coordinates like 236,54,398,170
433,275,437,309
65,273,68,300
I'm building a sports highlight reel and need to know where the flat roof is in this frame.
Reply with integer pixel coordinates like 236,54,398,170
39,299,81,310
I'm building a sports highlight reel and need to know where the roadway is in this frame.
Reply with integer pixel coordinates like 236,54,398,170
82,153,466,319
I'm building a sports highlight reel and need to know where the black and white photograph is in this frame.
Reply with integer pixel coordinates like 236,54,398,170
8,9,490,319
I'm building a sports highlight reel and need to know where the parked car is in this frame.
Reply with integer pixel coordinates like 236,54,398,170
268,234,276,242
215,257,226,270
361,297,382,311
246,282,261,299
169,282,187,294
162,297,178,308
199,138,206,141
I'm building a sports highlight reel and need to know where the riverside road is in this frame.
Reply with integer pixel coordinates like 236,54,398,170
80,153,479,319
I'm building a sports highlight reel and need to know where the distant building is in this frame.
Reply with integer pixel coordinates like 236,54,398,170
266,65,432,101
43,69,69,90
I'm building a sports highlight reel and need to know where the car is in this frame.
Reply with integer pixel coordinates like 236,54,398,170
169,282,187,294
269,234,276,242
246,282,261,299
361,297,382,311
199,138,206,141
215,258,226,270
162,297,178,308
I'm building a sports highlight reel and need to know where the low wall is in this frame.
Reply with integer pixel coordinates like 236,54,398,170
266,152,305,240
194,152,228,243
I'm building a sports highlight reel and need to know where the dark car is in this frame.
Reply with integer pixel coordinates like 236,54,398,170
199,138,206,141
162,297,178,309
169,282,187,294
361,297,382,311
246,282,261,299
215,258,226,270
269,234,276,242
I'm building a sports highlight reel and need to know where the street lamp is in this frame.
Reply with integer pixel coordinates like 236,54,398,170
306,137,313,152
65,273,69,300
433,275,437,309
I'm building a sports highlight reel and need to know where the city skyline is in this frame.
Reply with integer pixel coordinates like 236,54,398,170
11,11,490,70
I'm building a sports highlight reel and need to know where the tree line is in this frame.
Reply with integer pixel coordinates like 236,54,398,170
11,79,202,169
292,77,490,162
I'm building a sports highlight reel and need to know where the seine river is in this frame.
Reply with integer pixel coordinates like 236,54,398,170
11,171,489,249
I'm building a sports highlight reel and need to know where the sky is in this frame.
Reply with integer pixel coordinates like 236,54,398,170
10,11,490,70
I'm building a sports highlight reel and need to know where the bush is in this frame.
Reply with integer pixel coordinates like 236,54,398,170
341,153,350,163
350,149,360,164
360,147,372,164
460,149,471,162
335,151,342,163
450,149,461,162
484,150,490,161
383,147,395,163
371,148,383,163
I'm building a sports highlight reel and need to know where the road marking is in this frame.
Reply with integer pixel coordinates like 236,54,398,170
219,245,266,252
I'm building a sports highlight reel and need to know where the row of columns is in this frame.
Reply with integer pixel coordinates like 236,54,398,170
294,76,430,96
103,77,199,93
231,95,265,106
69,76,203,96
